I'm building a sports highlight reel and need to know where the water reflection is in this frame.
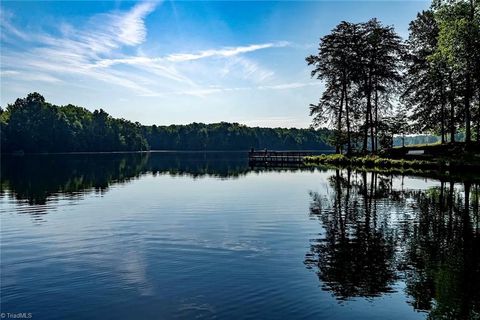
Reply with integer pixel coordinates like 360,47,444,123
305,169,480,319
1,152,316,207
1,153,149,206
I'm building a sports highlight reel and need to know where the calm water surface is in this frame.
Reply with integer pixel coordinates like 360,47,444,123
1,152,479,319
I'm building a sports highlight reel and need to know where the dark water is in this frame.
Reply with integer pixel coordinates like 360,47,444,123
1,152,479,320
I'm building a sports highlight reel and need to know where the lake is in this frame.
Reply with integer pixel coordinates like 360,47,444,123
1,152,479,319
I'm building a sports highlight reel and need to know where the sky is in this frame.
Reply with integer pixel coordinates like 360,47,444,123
0,0,429,128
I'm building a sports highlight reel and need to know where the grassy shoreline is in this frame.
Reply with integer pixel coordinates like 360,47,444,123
304,153,480,171
304,154,480,182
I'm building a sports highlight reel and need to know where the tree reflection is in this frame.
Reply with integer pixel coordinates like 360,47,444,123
1,152,315,207
1,153,150,206
0,152,249,206
305,170,398,299
306,170,480,319
404,181,480,319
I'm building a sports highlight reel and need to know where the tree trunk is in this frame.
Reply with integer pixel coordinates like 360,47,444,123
465,0,474,144
477,47,480,142
477,116,480,142
364,89,370,153
364,72,373,154
337,87,344,154
440,181,444,214
477,94,480,142
465,72,472,144
440,79,446,144
374,83,379,152
370,104,375,154
344,83,352,155
449,72,456,143
477,82,480,142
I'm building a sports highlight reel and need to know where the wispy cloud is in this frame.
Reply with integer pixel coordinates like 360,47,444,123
1,1,162,94
141,82,322,98
0,70,20,76
0,9,29,42
221,57,274,83
165,41,290,62
114,2,157,46
90,45,279,85
1,1,293,97
53,1,158,55
258,82,321,90
1,69,61,83
90,56,197,85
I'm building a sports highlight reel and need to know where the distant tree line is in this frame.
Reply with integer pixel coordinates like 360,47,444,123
0,93,149,153
0,93,332,153
307,0,480,154
144,122,331,151
392,134,441,147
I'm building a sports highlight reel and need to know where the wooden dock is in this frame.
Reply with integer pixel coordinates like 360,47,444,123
248,150,312,165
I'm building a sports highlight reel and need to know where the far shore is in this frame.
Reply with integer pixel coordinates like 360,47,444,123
2,149,335,156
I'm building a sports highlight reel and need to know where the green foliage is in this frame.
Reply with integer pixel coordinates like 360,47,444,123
307,19,404,154
143,122,331,151
403,10,453,140
434,1,478,69
1,93,148,153
311,0,480,150
305,154,441,170
1,93,333,153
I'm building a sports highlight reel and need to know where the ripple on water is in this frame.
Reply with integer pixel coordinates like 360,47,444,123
2,161,475,320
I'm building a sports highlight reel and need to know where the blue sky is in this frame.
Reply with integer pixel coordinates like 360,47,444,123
0,1,429,128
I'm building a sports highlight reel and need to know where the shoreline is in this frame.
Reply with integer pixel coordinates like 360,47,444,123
304,154,480,181
1,149,335,156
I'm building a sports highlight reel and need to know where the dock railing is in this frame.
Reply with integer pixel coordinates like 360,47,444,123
248,149,312,164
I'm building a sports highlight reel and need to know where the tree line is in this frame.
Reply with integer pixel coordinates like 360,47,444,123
0,93,332,153
307,0,480,154
144,122,330,151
